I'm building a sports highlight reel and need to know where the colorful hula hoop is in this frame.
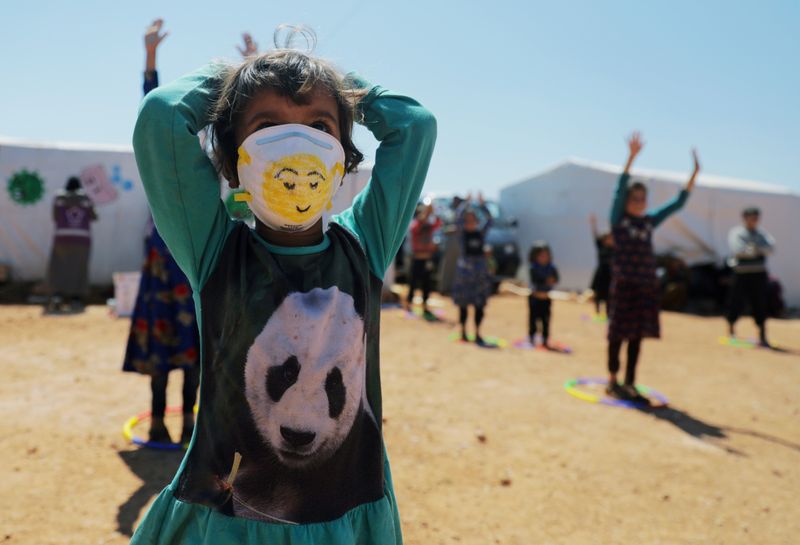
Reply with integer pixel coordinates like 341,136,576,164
448,332,508,348
122,405,198,450
564,377,669,409
718,336,756,349
512,339,573,354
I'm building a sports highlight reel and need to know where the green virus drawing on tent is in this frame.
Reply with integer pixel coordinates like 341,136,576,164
7,169,45,206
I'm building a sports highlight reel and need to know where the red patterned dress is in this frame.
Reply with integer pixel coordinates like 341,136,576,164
122,220,199,375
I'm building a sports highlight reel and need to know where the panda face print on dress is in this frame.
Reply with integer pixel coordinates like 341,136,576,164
243,286,371,469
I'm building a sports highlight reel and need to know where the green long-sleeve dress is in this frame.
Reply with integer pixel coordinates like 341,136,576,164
129,63,436,545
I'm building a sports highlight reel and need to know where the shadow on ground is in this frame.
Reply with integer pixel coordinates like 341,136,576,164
117,448,183,536
637,405,800,457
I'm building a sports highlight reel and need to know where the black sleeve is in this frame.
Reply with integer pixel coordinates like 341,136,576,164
143,70,159,96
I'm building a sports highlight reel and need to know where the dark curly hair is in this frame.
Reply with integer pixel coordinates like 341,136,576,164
210,49,367,185
528,241,552,263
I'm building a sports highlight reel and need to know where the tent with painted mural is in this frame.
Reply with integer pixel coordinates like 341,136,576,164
0,137,373,286
0,137,149,285
499,159,800,309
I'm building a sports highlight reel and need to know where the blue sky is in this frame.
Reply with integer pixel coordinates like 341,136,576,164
1,0,798,197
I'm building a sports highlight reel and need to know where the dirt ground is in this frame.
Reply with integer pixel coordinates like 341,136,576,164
1,294,798,545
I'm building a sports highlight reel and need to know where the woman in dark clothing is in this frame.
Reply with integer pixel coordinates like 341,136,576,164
46,177,97,311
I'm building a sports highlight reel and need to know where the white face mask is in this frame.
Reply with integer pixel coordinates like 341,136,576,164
235,124,346,232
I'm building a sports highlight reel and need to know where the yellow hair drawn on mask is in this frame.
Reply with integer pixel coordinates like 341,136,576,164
234,147,255,203
260,153,344,223
238,147,252,167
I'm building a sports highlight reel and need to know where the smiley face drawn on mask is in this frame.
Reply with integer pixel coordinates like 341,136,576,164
261,153,344,223
235,125,347,230
238,148,344,225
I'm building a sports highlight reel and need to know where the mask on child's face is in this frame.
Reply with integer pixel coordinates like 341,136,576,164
236,124,346,232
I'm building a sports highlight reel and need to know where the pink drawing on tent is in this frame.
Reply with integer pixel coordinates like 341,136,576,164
80,164,118,205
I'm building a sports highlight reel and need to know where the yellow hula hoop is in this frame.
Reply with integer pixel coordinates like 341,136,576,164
564,378,669,408
121,405,198,450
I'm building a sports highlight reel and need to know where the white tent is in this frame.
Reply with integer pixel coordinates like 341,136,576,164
499,159,800,307
0,137,149,284
0,137,371,285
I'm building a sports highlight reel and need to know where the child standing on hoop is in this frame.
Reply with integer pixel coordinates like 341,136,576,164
130,26,435,545
405,200,442,319
451,193,493,345
122,18,200,446
606,132,699,403
528,241,559,348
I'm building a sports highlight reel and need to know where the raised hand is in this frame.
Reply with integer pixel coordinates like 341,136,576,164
419,203,433,222
144,19,168,53
589,213,598,235
623,131,644,174
477,192,485,206
237,32,258,57
686,148,701,192
627,131,644,158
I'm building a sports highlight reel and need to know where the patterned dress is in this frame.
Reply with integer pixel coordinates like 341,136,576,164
122,68,199,376
608,214,660,340
451,204,493,308
606,173,690,341
122,220,199,375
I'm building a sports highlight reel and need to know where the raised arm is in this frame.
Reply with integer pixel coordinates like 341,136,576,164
610,132,644,225
650,149,700,227
143,19,167,96
453,198,470,232
87,199,98,221
132,64,234,290
332,76,437,277
410,204,433,235
589,213,599,238
236,32,258,57
478,193,492,235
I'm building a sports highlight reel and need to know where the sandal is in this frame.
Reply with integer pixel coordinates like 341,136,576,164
622,384,650,406
605,382,627,400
